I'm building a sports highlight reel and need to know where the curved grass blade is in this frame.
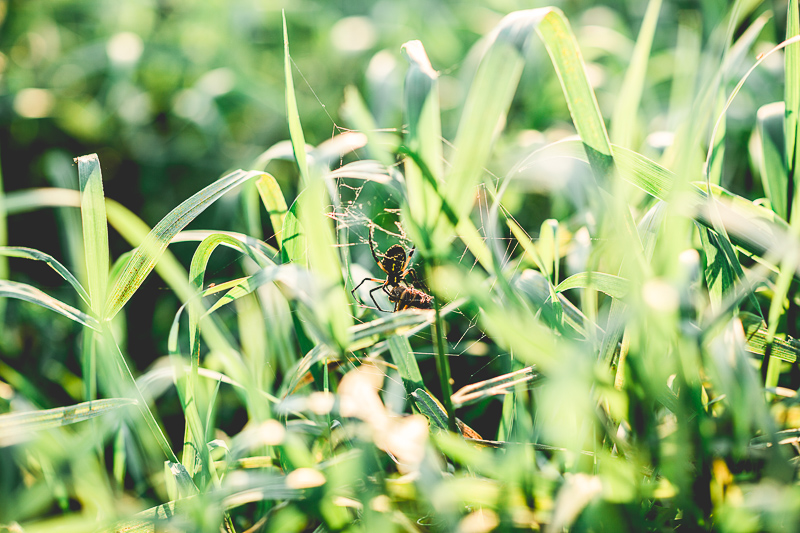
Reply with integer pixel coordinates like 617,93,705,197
0,398,136,447
2,188,237,357
174,230,279,266
451,366,544,409
283,11,309,187
104,169,265,321
0,246,89,305
255,173,288,249
75,154,109,318
0,279,99,331
556,272,630,299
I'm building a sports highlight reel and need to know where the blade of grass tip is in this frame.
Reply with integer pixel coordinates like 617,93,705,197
75,154,109,319
283,11,309,188
442,12,529,230
609,0,663,148
0,398,137,446
534,9,613,180
0,246,90,305
0,279,99,330
282,20,353,350
255,173,288,249
104,169,264,321
555,272,630,299
401,40,444,249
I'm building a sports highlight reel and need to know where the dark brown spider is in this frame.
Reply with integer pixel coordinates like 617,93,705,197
351,225,428,312
387,284,433,312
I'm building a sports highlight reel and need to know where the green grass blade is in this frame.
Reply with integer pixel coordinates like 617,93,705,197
283,11,309,187
281,197,307,266
386,335,425,395
255,173,288,249
297,178,352,349
0,246,90,305
756,103,789,219
535,9,613,179
104,169,264,320
401,40,444,245
341,85,397,168
411,388,450,431
786,0,800,186
609,0,662,148
0,398,136,446
75,155,109,320
0,279,99,330
204,267,280,317
555,272,629,299
442,12,529,227
451,366,543,409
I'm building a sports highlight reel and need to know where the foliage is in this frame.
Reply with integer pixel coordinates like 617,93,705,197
2,0,800,532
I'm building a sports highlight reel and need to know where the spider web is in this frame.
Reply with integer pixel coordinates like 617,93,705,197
290,56,525,417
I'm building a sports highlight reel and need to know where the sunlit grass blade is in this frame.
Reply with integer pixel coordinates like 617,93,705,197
0,398,136,446
555,272,629,299
786,0,800,193
755,103,788,219
204,267,280,316
341,85,397,168
387,335,425,397
451,366,544,409
75,154,109,318
609,0,662,148
283,11,309,187
255,173,288,248
0,246,89,305
740,312,800,363
514,269,602,339
411,388,450,431
104,169,265,321
401,40,443,248
0,279,99,331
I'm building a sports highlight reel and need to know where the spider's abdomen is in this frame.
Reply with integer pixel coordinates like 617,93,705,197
383,245,407,274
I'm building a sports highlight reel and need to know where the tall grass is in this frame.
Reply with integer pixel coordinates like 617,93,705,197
2,2,800,532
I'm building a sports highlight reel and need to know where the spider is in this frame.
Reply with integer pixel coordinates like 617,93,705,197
351,224,427,312
387,284,433,312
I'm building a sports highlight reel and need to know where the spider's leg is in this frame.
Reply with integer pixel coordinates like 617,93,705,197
394,289,412,312
404,267,429,292
368,283,391,312
405,245,416,267
368,224,386,269
351,277,385,307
